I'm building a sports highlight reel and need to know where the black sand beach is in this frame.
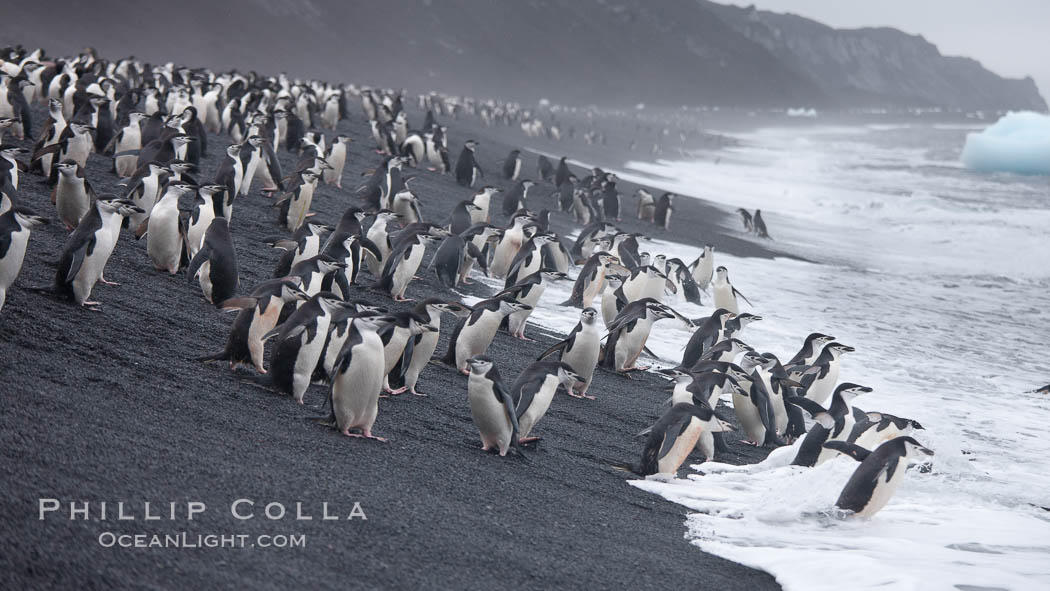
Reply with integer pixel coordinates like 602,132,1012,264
1,98,788,589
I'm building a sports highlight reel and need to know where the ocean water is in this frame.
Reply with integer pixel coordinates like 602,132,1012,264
479,122,1050,590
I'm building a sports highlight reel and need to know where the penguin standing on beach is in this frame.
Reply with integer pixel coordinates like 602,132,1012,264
197,278,308,373
611,403,732,477
142,181,193,274
654,193,674,230
52,197,142,308
737,208,754,233
712,266,751,314
398,299,469,396
51,161,96,230
262,292,349,404
537,307,602,398
186,217,238,306
455,139,482,187
441,295,531,373
636,189,655,222
753,209,770,238
502,149,522,181
328,314,392,441
466,356,523,456
510,361,583,443
601,298,681,373
0,207,48,312
375,232,440,301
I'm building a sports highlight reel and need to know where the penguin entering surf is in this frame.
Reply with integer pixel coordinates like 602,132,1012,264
610,403,732,478
712,266,752,315
824,436,934,519
789,383,872,466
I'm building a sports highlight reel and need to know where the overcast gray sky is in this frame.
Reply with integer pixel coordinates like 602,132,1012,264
740,0,1050,101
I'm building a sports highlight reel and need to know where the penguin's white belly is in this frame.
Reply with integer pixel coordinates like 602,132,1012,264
805,364,839,406
582,268,606,307
392,247,424,297
491,235,521,277
563,335,600,386
73,235,115,303
855,426,907,450
855,465,906,518
617,322,653,369
456,313,502,368
249,299,283,369
383,330,410,375
0,229,30,292
187,210,214,257
601,292,619,327
56,181,90,228
293,322,330,398
696,429,716,461
816,417,856,465
286,186,315,231
657,419,702,475
332,346,384,431
733,392,766,445
146,205,182,273
198,260,213,302
517,377,560,438
405,332,439,387
468,385,513,453
713,283,737,314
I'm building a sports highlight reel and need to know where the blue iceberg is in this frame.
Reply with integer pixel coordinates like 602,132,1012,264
961,111,1050,175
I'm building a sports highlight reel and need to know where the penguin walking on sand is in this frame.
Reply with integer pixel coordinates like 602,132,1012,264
537,307,602,398
262,292,351,404
469,186,499,224
636,189,655,222
654,193,674,230
500,179,534,217
398,299,470,396
429,223,498,288
502,149,522,181
510,361,583,443
455,139,482,187
712,266,751,315
197,278,308,373
141,181,194,275
601,298,682,373
466,356,524,457
328,314,394,441
52,197,142,308
500,270,565,340
790,383,873,467
441,295,531,373
824,436,934,519
0,207,48,312
375,232,440,301
323,135,351,188
753,209,770,238
379,310,435,395
186,217,238,307
537,155,554,182
737,208,754,233
563,252,626,309
489,212,534,278
185,184,226,259
51,160,96,230
611,403,732,477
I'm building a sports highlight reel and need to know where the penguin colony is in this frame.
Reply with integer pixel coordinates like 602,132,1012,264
0,45,934,519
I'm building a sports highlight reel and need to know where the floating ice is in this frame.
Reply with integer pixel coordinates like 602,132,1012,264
961,111,1050,175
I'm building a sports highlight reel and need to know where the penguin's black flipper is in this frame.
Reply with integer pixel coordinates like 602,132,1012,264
186,243,212,284
536,339,569,361
787,395,826,417
733,286,754,308
822,441,871,463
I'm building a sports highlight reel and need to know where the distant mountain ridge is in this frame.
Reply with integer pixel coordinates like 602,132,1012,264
0,0,1043,112
700,2,1047,112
